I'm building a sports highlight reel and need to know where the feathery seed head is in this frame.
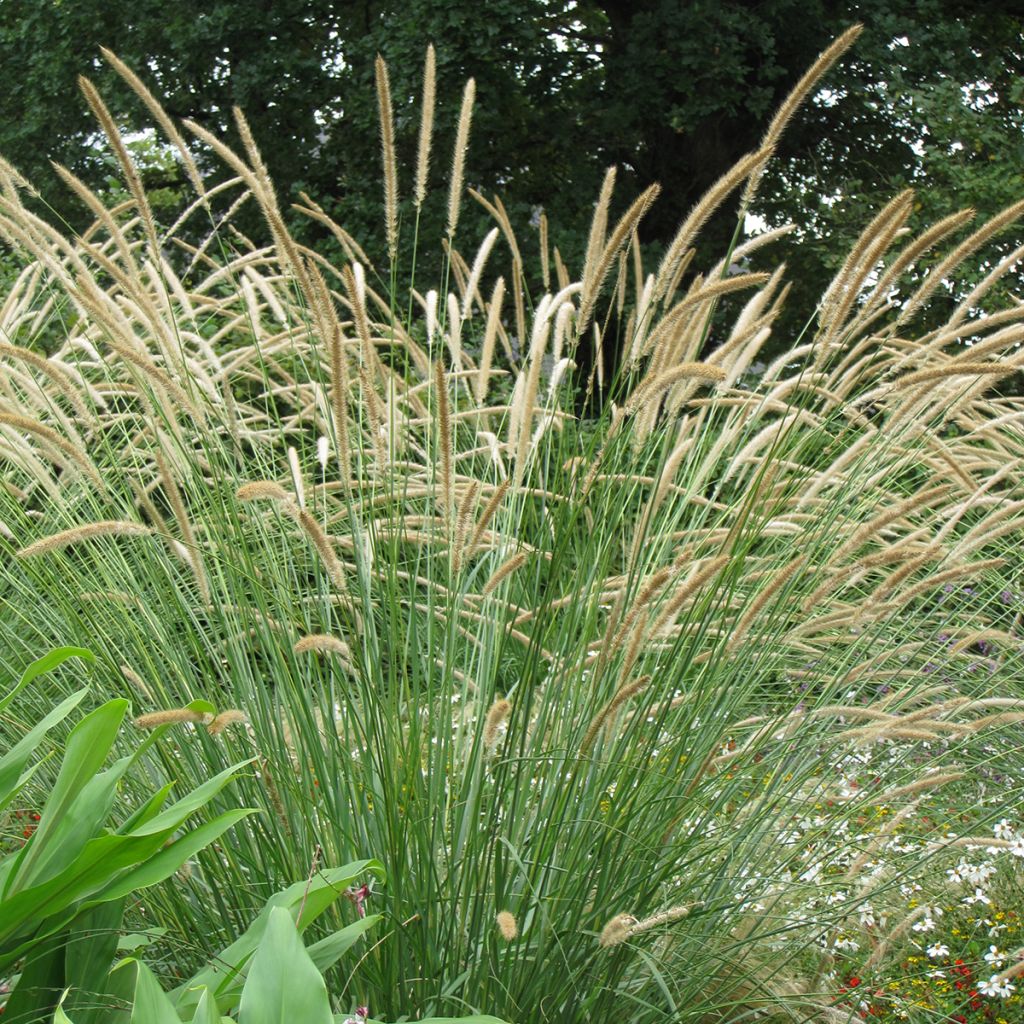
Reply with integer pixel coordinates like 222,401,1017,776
483,552,527,595
208,709,248,736
599,913,637,948
414,45,436,207
375,55,399,258
483,698,512,751
447,78,476,238
237,481,291,503
294,634,351,657
895,362,1017,388
17,521,152,559
496,911,518,941
134,708,209,729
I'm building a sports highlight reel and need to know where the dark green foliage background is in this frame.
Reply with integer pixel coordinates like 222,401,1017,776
2,1,1023,349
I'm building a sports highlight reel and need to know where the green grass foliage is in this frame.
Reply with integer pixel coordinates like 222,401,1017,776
0,37,1023,1024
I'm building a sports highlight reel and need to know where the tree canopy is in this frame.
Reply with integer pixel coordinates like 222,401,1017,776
2,1,1023,349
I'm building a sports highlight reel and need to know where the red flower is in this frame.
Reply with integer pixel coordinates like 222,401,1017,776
345,882,371,918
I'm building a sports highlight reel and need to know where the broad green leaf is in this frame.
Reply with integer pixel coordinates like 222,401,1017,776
294,860,386,933
0,851,17,900
0,689,88,809
189,987,222,1024
7,760,246,924
62,899,126,1024
136,759,254,835
2,928,67,1022
128,960,180,1024
54,989,76,1023
90,808,255,904
237,906,331,1024
307,914,380,974
11,699,128,891
101,954,139,1024
0,830,189,959
117,782,176,834
0,647,93,714
21,754,135,889
415,1018,510,1023
173,860,385,1016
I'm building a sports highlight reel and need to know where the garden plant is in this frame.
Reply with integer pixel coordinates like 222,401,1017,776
0,25,1023,1023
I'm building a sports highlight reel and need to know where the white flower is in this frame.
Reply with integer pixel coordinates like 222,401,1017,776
985,945,1007,967
978,975,1015,998
858,904,876,927
993,818,1015,839
911,917,935,933
926,942,950,959
800,862,822,883
1010,837,1024,858
963,861,996,886
963,887,992,906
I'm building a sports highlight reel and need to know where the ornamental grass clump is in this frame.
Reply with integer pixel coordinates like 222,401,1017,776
0,29,1023,1024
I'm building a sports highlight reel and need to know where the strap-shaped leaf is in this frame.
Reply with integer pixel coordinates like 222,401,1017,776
307,914,380,974
0,689,88,811
117,783,176,834
188,987,222,1024
61,899,126,1024
172,860,385,1017
90,808,256,904
54,989,76,1023
10,699,128,892
21,754,135,889
1,829,197,959
134,759,255,836
1,926,67,1020
126,960,181,1024
237,906,332,1024
0,647,93,715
